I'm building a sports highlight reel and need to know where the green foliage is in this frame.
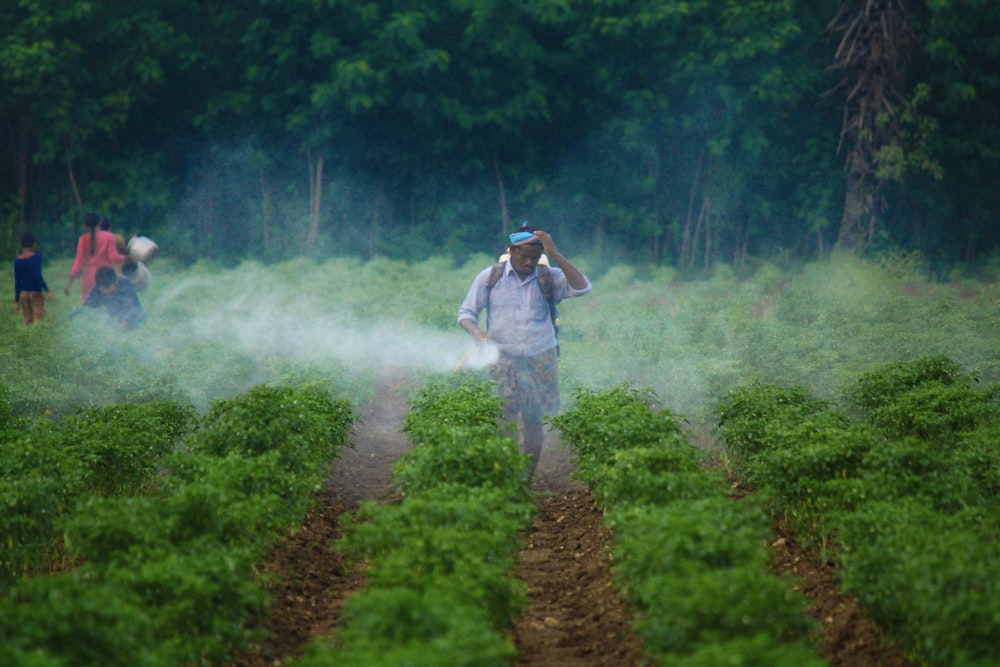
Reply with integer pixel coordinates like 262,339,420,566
714,382,833,468
717,360,1000,666
306,377,530,665
859,436,982,511
392,424,531,499
672,633,830,667
401,380,504,444
549,383,686,477
850,353,965,410
187,383,355,473
0,424,86,591
53,401,195,497
608,498,817,661
0,384,24,434
551,382,824,663
954,421,1000,501
832,499,1000,667
0,401,192,590
0,573,159,667
1,380,357,666
749,417,877,535
849,355,998,442
297,587,515,667
339,485,532,571
591,447,717,507
608,498,772,577
631,568,818,660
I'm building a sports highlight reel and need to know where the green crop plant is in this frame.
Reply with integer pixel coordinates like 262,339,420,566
714,382,833,470
392,424,531,499
831,498,1000,667
548,383,686,478
589,447,718,507
848,355,999,442
296,587,515,667
669,633,830,667
187,384,355,474
401,380,504,444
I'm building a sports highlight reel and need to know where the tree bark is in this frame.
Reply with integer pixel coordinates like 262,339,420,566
306,151,323,255
829,0,913,253
493,151,509,234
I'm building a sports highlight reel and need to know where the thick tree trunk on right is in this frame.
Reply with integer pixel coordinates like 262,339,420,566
829,0,914,253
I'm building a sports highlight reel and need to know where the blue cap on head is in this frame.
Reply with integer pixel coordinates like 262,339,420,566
509,221,541,246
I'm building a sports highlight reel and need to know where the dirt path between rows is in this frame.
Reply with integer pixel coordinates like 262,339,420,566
232,373,912,667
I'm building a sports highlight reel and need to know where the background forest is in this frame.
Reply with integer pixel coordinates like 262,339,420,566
2,0,999,274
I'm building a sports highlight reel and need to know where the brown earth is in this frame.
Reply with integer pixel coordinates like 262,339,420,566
232,373,912,667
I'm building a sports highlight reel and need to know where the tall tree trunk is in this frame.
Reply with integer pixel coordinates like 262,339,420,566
260,173,272,254
493,151,509,234
305,151,323,255
681,148,706,268
829,0,914,253
370,183,384,259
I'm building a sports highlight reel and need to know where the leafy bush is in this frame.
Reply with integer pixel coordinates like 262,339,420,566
954,421,1000,501
850,354,966,412
849,355,999,442
296,587,514,667
630,568,817,660
592,447,717,507
392,424,531,498
608,498,772,578
0,384,25,435
671,633,829,667
51,401,195,496
750,416,878,531
0,425,86,590
832,499,1000,667
187,384,354,474
714,382,832,468
0,573,158,667
401,380,504,444
549,383,686,476
859,436,982,511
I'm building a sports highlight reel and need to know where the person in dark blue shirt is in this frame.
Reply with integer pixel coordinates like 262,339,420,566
13,232,55,325
82,266,145,330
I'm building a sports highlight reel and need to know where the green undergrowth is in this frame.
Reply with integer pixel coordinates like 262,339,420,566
550,383,828,666
716,355,1000,666
291,380,534,667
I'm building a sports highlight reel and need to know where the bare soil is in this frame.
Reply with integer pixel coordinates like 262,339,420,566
232,374,912,666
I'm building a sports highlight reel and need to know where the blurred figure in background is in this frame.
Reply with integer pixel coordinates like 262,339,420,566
13,232,55,325
99,216,128,255
79,266,145,331
64,212,126,303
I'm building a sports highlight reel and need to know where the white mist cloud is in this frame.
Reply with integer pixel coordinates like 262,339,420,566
133,264,488,379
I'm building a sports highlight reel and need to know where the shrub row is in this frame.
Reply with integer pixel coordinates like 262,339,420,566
715,355,1000,666
551,383,828,666
0,384,354,667
292,380,535,667
0,398,194,591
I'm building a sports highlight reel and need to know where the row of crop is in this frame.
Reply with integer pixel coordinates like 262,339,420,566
715,354,1000,667
0,386,195,591
291,380,535,667
550,384,829,666
0,384,355,667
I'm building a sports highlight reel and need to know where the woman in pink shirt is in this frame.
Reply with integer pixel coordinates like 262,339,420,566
63,212,126,303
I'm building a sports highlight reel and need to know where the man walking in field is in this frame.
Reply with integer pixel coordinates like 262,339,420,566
458,222,592,477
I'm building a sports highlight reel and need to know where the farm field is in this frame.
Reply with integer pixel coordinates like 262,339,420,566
228,373,912,667
2,252,998,665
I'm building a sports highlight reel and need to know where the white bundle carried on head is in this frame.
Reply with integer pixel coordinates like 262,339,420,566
127,236,159,262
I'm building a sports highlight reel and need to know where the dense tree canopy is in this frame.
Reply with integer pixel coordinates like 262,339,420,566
1,0,998,273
